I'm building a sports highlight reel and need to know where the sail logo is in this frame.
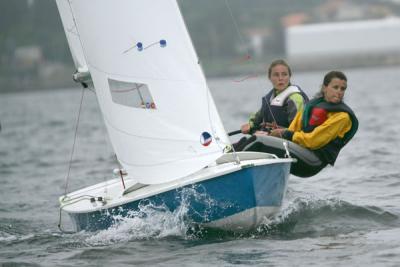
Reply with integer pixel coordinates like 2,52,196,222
200,132,212,146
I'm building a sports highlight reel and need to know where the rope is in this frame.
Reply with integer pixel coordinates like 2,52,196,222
223,0,279,128
224,0,247,51
58,208,75,234
58,194,96,234
223,1,292,164
63,87,86,196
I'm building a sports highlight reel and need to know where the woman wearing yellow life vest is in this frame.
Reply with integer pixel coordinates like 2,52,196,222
269,70,358,166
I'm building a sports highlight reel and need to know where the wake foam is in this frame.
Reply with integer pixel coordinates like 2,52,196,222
84,186,215,245
84,204,188,245
77,190,399,243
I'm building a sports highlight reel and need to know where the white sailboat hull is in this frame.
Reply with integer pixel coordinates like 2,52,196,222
60,152,293,232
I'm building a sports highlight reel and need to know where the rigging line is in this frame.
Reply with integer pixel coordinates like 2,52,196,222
223,0,279,127
224,0,248,53
262,94,279,128
205,84,229,151
176,1,228,155
63,87,86,196
135,83,145,104
222,0,247,162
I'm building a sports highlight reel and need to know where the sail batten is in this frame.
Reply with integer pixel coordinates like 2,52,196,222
57,0,230,184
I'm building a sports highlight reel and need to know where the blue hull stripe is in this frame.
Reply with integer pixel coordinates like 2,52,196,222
70,162,291,231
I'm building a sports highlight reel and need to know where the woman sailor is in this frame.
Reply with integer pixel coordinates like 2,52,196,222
233,59,309,151
270,70,359,167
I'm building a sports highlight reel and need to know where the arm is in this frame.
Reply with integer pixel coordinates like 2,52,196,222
239,110,262,134
269,110,302,138
248,109,263,134
285,112,352,149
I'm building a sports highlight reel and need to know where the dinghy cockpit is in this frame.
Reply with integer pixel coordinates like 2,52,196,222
243,135,326,177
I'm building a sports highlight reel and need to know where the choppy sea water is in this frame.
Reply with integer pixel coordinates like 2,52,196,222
1,66,400,266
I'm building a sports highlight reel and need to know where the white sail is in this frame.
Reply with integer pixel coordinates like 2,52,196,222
55,0,87,72
61,0,230,184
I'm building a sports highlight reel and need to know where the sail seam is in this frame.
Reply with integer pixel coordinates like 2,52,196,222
103,117,204,143
88,63,204,84
118,151,221,167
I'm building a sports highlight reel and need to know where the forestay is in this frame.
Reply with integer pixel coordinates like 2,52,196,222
56,0,230,184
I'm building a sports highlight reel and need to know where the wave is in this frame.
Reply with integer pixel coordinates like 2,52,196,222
82,201,191,246
66,193,398,244
255,196,399,239
2,193,398,247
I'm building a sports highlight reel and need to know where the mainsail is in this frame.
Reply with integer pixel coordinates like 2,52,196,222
56,0,230,184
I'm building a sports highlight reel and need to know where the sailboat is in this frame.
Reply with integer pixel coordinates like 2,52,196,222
56,0,295,232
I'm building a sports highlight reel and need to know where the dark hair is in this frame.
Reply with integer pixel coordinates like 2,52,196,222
323,71,347,86
268,59,292,78
315,70,347,98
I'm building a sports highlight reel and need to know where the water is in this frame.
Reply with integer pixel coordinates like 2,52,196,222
1,66,400,266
